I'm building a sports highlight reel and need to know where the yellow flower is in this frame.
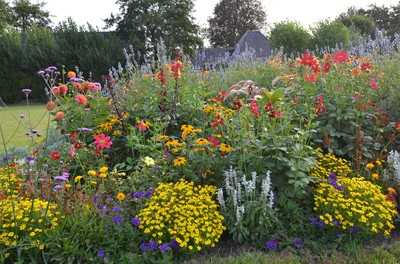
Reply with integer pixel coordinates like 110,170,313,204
173,157,187,167
99,166,108,174
143,157,155,167
366,163,375,170
116,192,126,201
388,187,397,196
181,125,201,140
74,176,83,183
195,138,209,145
375,160,383,167
219,143,233,155
88,170,97,177
371,173,379,180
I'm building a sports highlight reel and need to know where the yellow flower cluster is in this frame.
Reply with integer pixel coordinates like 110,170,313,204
165,139,184,153
0,198,61,248
138,180,225,252
0,167,20,197
310,149,352,179
219,143,233,155
181,125,201,140
314,177,396,236
97,114,125,136
173,157,187,167
202,104,235,118
88,166,109,178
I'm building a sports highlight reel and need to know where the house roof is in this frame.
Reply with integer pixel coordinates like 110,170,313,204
232,30,271,58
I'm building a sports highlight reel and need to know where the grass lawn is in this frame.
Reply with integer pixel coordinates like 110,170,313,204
187,240,400,264
0,104,49,153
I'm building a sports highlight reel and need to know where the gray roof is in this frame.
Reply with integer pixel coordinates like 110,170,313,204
232,30,271,58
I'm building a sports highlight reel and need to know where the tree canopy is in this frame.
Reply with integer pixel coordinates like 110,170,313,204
105,0,202,61
9,0,51,31
208,0,266,48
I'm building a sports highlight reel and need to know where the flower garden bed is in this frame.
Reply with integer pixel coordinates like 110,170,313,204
1,49,400,263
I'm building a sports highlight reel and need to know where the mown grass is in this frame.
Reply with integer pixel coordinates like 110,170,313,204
0,104,49,152
186,240,400,264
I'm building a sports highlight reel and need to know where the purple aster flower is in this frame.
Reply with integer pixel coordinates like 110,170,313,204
292,238,304,249
112,215,123,225
25,156,35,166
112,206,122,212
132,191,145,199
309,216,325,229
97,248,105,258
37,70,45,76
144,188,154,199
131,217,140,227
159,243,171,253
140,240,158,252
327,173,344,191
168,239,179,250
54,172,69,182
70,77,83,82
265,239,279,251
46,66,57,72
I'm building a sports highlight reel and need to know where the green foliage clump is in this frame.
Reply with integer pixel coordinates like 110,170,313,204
312,20,350,49
269,21,312,55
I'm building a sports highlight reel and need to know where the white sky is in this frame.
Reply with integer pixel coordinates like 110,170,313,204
41,0,398,30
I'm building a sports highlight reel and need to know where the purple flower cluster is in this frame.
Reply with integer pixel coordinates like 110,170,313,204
309,216,325,229
112,215,123,225
131,188,154,200
131,217,140,227
140,239,179,253
328,173,344,191
54,171,70,191
292,238,304,249
265,239,279,251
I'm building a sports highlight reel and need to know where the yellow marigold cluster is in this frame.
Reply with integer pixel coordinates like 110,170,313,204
97,114,123,136
138,180,225,252
314,177,396,236
181,125,202,140
0,198,61,248
310,149,352,179
0,167,21,197
202,104,235,118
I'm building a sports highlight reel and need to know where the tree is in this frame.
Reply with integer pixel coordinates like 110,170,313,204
269,21,312,55
105,0,202,62
312,20,350,49
10,0,51,31
339,15,375,37
208,0,266,48
0,0,12,33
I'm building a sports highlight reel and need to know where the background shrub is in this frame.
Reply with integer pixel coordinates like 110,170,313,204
269,21,312,56
312,20,350,50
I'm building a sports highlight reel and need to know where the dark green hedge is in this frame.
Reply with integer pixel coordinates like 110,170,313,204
0,21,126,104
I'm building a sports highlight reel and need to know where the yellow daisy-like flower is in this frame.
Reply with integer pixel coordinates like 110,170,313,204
181,125,201,140
371,173,379,180
88,170,97,177
195,138,209,145
219,143,233,155
74,176,83,183
116,192,126,201
366,163,375,170
375,160,383,167
173,157,187,167
99,166,108,174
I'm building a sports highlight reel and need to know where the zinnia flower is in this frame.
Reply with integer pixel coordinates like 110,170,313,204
49,150,61,161
136,120,150,132
75,94,88,106
94,133,112,151
54,111,65,121
370,79,379,90
67,71,77,79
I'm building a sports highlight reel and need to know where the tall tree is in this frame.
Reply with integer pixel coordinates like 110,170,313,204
10,0,51,31
208,0,266,48
105,0,202,62
0,0,11,33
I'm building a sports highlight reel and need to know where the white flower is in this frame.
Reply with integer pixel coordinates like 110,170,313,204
143,156,155,166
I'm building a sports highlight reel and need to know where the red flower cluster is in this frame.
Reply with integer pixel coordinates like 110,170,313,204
333,50,349,64
264,102,282,119
75,94,88,106
155,69,167,86
211,114,224,128
94,133,112,153
170,59,183,79
370,79,379,90
49,150,61,161
207,135,221,147
299,52,320,83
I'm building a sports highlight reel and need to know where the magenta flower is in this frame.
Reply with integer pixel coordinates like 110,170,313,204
94,133,112,151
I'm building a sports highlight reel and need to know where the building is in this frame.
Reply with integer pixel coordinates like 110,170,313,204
193,30,271,69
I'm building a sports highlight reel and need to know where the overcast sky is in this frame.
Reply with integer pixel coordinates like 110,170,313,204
43,0,398,30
